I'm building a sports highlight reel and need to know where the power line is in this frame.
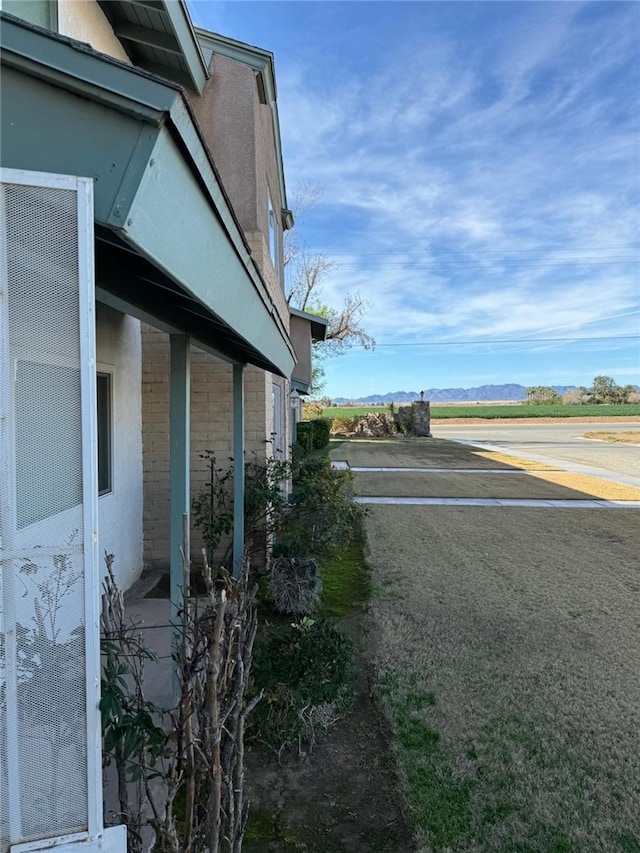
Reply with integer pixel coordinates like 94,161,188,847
333,244,640,258
334,258,639,270
374,334,640,348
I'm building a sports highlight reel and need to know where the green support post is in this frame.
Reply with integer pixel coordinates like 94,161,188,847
170,334,190,624
232,363,245,577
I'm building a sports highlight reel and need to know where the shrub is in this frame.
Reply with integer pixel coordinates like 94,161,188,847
394,403,416,435
296,418,331,452
249,617,353,751
284,461,365,558
330,416,358,436
269,555,322,615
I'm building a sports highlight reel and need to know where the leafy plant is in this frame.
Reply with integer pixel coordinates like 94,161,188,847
191,451,233,560
295,418,330,451
249,617,353,752
192,450,292,565
282,455,366,558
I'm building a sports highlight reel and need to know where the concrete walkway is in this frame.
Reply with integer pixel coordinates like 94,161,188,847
332,436,640,507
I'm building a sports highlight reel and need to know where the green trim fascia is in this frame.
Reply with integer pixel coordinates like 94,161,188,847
95,286,240,366
1,13,295,375
0,63,160,224
291,377,311,395
166,97,292,350
124,127,295,377
0,13,179,119
161,0,208,93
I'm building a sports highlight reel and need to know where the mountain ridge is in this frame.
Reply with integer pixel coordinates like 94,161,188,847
332,384,577,404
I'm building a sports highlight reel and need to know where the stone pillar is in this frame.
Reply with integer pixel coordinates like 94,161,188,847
413,392,432,437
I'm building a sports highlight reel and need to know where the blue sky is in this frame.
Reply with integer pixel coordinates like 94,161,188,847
188,1,640,399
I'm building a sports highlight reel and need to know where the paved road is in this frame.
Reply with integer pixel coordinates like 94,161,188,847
432,421,640,483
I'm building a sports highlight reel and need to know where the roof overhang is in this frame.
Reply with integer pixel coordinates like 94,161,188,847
288,308,327,394
97,0,208,93
289,307,328,342
0,13,295,376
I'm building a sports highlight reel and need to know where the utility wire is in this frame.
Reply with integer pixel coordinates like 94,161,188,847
374,334,640,348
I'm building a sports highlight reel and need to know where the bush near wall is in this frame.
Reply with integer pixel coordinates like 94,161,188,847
296,418,331,451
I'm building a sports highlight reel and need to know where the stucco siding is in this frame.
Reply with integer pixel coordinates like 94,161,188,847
188,53,290,332
58,0,130,63
190,54,257,230
95,303,143,590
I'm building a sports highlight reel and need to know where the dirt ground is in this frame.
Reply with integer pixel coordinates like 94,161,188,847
244,614,416,853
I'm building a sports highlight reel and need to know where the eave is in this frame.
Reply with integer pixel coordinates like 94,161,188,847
97,0,208,93
0,13,295,376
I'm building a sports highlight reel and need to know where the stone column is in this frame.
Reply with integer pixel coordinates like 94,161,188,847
413,392,432,437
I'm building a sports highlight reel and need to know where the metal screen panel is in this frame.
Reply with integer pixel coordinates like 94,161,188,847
0,172,98,853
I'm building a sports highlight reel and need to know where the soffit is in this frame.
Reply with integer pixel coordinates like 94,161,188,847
97,0,207,92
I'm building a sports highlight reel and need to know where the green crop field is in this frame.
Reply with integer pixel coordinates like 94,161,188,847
322,403,640,420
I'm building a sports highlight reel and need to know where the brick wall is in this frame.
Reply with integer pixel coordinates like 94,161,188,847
141,326,283,570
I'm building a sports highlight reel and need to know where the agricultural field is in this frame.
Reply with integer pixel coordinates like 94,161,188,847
323,403,640,420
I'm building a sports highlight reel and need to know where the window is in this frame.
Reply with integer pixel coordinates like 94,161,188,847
97,372,112,495
268,192,279,276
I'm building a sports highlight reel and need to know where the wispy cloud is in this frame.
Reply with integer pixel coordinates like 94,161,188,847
197,0,639,393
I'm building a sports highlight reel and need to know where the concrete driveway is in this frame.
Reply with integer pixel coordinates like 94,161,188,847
432,420,640,482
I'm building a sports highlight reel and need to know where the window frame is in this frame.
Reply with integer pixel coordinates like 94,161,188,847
267,191,280,278
96,370,113,497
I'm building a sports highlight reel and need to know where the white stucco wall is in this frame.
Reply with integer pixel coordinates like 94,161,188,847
96,304,143,590
58,0,130,63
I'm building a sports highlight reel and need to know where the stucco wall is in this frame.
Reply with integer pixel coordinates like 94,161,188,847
95,303,143,590
141,326,274,570
191,54,257,230
58,0,130,62
189,53,290,331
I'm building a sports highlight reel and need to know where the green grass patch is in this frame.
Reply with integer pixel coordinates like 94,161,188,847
319,530,371,617
322,403,640,420
377,672,477,850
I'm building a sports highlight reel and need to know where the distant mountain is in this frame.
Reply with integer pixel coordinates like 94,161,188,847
333,384,577,404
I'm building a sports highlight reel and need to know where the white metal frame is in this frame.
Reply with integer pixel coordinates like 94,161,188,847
0,168,123,853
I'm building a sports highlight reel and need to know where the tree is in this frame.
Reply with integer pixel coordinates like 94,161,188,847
525,386,560,405
562,387,588,405
285,185,375,393
587,375,633,404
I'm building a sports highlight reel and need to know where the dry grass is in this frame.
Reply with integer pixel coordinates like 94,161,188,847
470,450,561,470
366,505,640,852
583,431,640,444
528,471,640,501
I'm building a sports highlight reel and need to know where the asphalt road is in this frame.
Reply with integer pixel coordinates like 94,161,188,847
432,421,640,484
